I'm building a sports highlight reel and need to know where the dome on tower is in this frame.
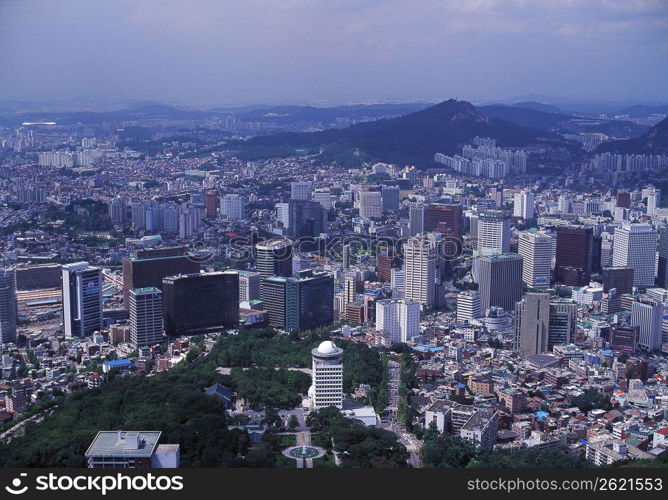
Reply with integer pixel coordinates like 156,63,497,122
316,340,338,354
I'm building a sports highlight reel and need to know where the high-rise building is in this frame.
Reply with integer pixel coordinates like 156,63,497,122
657,227,668,288
309,341,343,409
205,189,218,218
631,297,663,351
555,226,593,285
122,247,200,307
609,325,639,354
255,238,293,278
476,210,510,256
612,223,657,287
288,199,326,238
646,188,660,216
290,181,313,201
162,271,239,336
377,245,400,283
129,287,164,347
424,203,463,237
260,276,288,329
478,254,523,313
0,268,17,345
313,190,332,210
616,191,631,209
515,292,550,358
342,243,351,270
602,267,635,295
381,186,400,213
456,291,481,322
220,194,246,219
15,263,61,290
513,190,534,220
358,191,383,218
238,271,261,301
408,204,424,236
375,299,420,343
517,231,552,289
285,270,334,332
548,300,577,349
108,196,127,224
404,235,436,307
62,262,103,338
391,268,405,299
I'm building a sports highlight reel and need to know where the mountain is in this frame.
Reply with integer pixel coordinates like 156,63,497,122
613,104,668,117
511,101,566,114
238,103,429,124
477,104,574,130
597,117,668,154
235,99,570,167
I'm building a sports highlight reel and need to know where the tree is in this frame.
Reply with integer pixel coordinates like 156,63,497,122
288,415,299,430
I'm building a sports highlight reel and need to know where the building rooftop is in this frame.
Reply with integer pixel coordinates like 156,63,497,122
85,431,161,458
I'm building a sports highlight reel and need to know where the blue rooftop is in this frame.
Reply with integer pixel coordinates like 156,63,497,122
103,359,133,368
535,411,549,420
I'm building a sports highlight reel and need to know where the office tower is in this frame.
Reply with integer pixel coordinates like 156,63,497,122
381,186,400,213
457,291,481,322
377,245,400,283
129,287,164,347
404,236,436,307
285,270,334,332
358,191,383,218
162,271,239,336
658,227,668,288
62,262,103,338
255,237,293,277
275,202,290,228
612,223,657,287
309,341,343,409
602,266,635,295
548,300,577,349
238,271,261,301
609,325,639,354
108,196,127,224
0,269,17,345
290,181,313,200
288,199,325,238
517,231,552,289
391,268,405,299
558,195,571,213
408,204,424,236
513,190,534,220
205,189,218,218
220,194,246,219
163,204,179,233
122,247,200,306
514,292,550,358
260,276,288,329
375,299,420,343
476,210,510,256
616,191,631,209
591,235,602,274
646,188,660,216
424,203,463,237
478,254,523,313
555,226,593,285
14,263,61,290
342,243,350,270
631,297,663,351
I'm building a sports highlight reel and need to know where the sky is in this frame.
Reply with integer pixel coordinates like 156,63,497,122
1,0,667,106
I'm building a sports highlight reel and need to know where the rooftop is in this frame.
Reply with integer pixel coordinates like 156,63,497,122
85,431,161,458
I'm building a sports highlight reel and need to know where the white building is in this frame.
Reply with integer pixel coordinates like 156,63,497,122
220,194,246,219
275,203,290,228
313,190,333,210
517,231,552,289
358,191,383,219
62,262,102,338
612,223,657,287
477,210,510,256
391,268,405,299
404,235,436,307
129,287,164,347
309,341,343,409
239,271,261,301
631,297,664,351
457,291,482,322
375,299,420,343
291,181,313,201
513,190,534,220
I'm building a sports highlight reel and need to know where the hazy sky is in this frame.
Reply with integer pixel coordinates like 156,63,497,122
1,0,667,105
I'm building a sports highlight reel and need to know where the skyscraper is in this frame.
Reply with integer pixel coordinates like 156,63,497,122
375,299,420,343
555,226,593,285
602,266,635,295
381,186,400,213
0,268,17,345
358,191,383,218
631,297,663,351
255,238,293,277
408,204,424,236
62,262,103,338
290,181,313,201
205,189,218,218
612,223,657,287
515,292,550,358
646,187,660,216
129,287,164,347
288,199,326,238
162,271,239,336
424,203,463,237
220,194,246,219
517,231,552,289
309,341,343,409
404,235,436,308
456,291,482,322
238,271,261,301
513,190,534,220
658,226,668,288
260,276,288,329
478,254,523,313
548,300,577,349
476,210,510,256
285,270,334,332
